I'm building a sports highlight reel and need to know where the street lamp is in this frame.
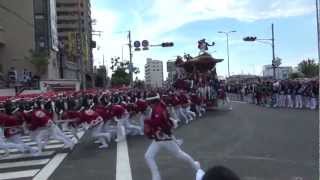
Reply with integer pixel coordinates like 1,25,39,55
218,30,236,77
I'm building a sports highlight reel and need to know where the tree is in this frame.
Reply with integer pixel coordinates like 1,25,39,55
111,68,130,86
25,50,49,76
110,56,140,86
289,72,304,79
297,59,319,78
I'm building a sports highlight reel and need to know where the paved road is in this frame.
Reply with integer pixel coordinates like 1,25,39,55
50,102,318,180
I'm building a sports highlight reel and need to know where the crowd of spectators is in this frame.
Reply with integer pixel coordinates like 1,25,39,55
226,79,319,110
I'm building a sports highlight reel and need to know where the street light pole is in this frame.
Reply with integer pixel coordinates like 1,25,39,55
218,30,236,77
226,33,230,77
271,23,276,79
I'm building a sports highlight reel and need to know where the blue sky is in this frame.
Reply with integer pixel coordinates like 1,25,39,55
91,0,317,79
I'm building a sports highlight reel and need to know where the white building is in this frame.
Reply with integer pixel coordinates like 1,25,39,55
145,58,164,88
262,65,293,80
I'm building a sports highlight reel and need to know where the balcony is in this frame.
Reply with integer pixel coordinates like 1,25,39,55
0,26,5,45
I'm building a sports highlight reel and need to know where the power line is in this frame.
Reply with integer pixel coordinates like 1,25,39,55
0,3,34,28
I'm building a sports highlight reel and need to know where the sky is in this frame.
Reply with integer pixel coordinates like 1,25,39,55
91,0,318,80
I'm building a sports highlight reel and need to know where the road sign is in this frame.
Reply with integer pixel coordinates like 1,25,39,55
141,40,149,47
133,41,141,48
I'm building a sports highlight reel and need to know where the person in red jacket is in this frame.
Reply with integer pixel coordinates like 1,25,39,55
0,112,37,155
179,91,196,123
122,101,142,135
135,99,151,135
81,108,112,149
110,104,127,142
144,94,201,180
29,107,75,154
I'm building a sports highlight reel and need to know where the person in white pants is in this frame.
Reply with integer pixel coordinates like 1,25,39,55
144,94,200,180
0,127,35,156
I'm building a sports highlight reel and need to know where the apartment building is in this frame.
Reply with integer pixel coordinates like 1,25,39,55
145,58,163,88
56,0,94,87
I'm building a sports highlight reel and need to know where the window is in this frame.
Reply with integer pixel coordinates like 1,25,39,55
57,11,78,16
57,20,78,24
57,3,77,7
58,28,77,32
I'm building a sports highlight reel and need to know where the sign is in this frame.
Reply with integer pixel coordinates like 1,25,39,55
40,80,80,92
133,41,141,48
142,40,149,47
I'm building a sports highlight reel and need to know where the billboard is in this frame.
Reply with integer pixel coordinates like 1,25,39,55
49,0,58,51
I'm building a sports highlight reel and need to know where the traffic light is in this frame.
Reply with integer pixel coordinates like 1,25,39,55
161,42,174,47
243,36,257,41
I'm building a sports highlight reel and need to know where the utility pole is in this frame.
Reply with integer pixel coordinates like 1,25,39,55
316,0,320,63
226,34,230,77
128,30,133,86
271,23,276,79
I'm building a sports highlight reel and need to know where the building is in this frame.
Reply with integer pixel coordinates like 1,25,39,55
145,58,163,88
226,74,260,84
262,65,293,80
56,0,94,87
166,60,176,85
0,0,59,87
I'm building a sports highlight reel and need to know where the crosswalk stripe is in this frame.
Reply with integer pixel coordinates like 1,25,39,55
33,153,68,180
0,151,55,161
0,169,39,180
0,144,65,154
25,140,61,146
0,159,50,169
21,134,74,141
0,130,85,180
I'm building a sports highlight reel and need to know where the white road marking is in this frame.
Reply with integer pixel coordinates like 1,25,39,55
0,131,85,180
0,169,39,180
32,131,85,180
116,133,132,180
0,159,50,169
231,100,248,104
33,153,68,180
0,151,54,160
21,134,74,141
25,140,61,146
0,144,64,154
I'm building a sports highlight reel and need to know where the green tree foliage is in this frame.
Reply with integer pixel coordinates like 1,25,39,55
111,68,130,86
25,50,49,76
289,72,304,79
110,56,139,86
297,59,319,78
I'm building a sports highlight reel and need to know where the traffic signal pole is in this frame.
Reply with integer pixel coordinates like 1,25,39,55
271,23,276,79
